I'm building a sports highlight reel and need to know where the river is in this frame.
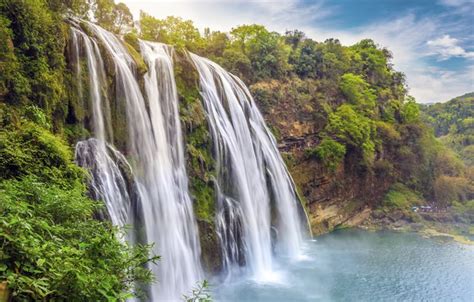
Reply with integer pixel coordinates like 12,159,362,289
214,230,474,301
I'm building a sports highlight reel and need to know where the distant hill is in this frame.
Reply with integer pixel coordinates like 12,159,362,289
421,92,474,165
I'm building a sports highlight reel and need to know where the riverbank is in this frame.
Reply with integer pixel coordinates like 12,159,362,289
308,201,474,245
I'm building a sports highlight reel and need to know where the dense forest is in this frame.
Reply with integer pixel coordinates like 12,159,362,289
421,93,474,166
0,0,472,300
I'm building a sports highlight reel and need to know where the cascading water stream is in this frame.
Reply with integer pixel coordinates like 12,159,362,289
190,53,305,280
69,18,308,300
70,22,202,301
139,40,203,300
70,27,130,227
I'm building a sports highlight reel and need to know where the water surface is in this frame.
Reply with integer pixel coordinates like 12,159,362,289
214,230,474,301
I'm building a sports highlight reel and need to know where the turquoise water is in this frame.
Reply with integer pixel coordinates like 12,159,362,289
214,230,474,301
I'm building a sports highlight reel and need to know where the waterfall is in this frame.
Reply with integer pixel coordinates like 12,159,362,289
190,53,304,280
75,139,133,227
68,18,307,300
70,28,129,227
138,40,203,299
70,22,202,301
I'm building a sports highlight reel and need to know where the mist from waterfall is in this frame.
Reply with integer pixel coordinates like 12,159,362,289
190,53,304,280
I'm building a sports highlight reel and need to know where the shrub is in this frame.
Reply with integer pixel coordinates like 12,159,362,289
383,183,423,209
400,96,420,123
339,73,376,114
326,104,375,165
0,122,83,188
376,121,401,141
0,177,158,301
452,200,474,215
307,138,346,171
433,175,472,207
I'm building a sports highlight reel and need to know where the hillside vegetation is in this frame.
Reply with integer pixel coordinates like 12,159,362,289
421,92,474,166
0,0,473,299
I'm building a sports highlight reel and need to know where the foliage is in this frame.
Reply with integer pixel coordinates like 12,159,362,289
452,200,474,215
140,13,202,50
92,0,133,34
0,121,83,187
227,24,290,81
400,96,420,123
339,73,376,115
0,15,29,104
326,104,376,164
290,38,350,81
421,92,474,168
0,0,67,120
183,280,212,302
306,137,346,171
421,92,474,137
0,109,157,300
219,48,252,81
0,111,158,300
433,175,472,207
383,183,423,209
0,177,158,301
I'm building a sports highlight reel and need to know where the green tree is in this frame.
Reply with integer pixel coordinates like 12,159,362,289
0,16,29,103
308,137,346,171
113,2,133,34
339,73,376,115
93,0,116,31
350,39,392,87
201,29,229,59
400,96,420,123
220,48,252,81
139,13,202,50
326,104,376,164
92,0,133,34
0,0,66,118
228,24,290,81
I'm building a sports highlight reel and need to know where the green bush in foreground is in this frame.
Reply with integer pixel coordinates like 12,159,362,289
0,177,158,301
0,119,158,301
0,121,83,188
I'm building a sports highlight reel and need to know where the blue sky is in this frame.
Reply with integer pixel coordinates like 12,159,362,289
122,0,474,103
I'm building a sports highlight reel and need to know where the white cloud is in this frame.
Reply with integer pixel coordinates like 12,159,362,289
439,0,474,7
122,0,474,103
427,35,474,60
123,0,332,32
407,64,474,103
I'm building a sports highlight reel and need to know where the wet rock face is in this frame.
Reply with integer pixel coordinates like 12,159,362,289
197,220,222,273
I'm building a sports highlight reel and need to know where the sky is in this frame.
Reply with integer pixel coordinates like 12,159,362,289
122,0,474,103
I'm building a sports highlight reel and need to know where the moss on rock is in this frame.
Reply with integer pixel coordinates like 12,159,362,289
174,49,221,272
123,40,147,76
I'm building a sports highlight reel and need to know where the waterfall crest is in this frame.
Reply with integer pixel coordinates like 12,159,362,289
190,53,304,280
